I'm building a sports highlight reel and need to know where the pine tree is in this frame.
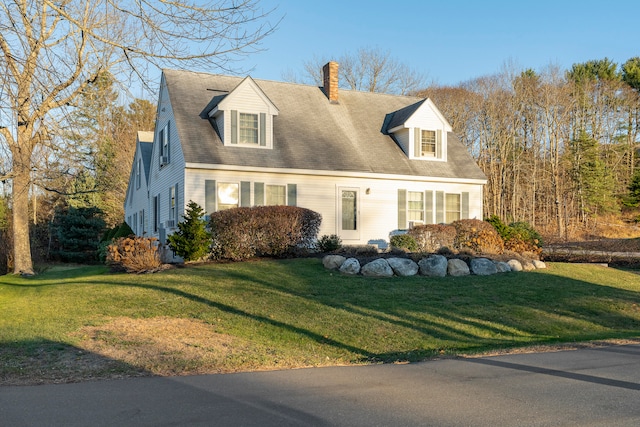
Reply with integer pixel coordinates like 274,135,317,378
167,201,211,262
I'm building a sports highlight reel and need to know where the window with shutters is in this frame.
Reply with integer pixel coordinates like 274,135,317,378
158,122,170,166
413,128,443,160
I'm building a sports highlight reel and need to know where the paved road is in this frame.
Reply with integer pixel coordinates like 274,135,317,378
2,344,639,426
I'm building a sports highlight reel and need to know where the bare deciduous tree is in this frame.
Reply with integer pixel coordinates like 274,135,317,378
287,47,427,95
0,0,278,275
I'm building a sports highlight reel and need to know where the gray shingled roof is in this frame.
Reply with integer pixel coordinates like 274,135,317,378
163,69,486,181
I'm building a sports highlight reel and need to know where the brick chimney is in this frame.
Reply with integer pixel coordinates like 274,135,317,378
322,61,339,102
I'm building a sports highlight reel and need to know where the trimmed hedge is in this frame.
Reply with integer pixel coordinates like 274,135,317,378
408,224,456,253
209,206,322,261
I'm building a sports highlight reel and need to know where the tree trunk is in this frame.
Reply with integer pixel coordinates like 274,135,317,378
11,147,34,276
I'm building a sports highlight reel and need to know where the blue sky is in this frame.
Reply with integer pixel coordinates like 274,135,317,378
225,0,640,86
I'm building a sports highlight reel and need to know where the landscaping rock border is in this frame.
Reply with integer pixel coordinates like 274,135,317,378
323,254,546,277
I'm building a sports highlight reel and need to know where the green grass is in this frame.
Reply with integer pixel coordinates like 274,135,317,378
1,260,640,384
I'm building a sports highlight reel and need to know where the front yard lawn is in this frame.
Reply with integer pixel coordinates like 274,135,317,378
1,259,639,385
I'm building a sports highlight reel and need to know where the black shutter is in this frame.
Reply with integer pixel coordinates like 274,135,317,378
205,180,216,213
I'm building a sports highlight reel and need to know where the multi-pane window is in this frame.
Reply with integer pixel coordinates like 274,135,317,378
408,191,424,222
266,185,286,206
139,210,145,235
239,113,259,144
421,130,436,157
217,183,239,210
446,193,461,223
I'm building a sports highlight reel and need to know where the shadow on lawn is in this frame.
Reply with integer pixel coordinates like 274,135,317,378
0,339,148,386
189,260,640,360
8,260,640,368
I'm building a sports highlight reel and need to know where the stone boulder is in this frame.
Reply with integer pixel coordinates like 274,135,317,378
447,258,470,277
507,259,523,272
323,255,346,270
495,261,512,273
339,257,361,275
470,258,498,276
361,259,394,277
532,260,547,269
418,255,448,277
522,261,536,271
387,258,419,277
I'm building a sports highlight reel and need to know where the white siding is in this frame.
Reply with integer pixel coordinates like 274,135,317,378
148,76,186,244
394,128,410,155
125,147,150,236
185,168,483,247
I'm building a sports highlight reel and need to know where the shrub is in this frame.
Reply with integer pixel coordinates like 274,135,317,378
390,234,418,252
451,219,504,254
485,216,542,255
98,222,135,262
408,224,456,253
209,206,322,261
317,234,342,252
106,236,163,273
167,201,211,262
506,221,543,255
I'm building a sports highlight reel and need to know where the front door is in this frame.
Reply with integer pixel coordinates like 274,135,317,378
337,187,360,241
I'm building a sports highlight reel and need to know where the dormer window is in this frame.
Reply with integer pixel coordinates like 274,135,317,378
239,113,259,144
421,130,437,157
207,76,279,149
414,128,443,160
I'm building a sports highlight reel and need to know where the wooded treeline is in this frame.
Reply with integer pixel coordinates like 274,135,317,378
419,58,640,239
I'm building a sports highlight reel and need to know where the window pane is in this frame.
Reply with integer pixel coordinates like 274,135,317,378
218,183,239,210
445,193,460,223
421,130,436,157
341,190,357,231
239,113,258,144
408,191,424,221
266,185,286,206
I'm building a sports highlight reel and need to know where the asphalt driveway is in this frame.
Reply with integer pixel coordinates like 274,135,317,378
2,343,639,426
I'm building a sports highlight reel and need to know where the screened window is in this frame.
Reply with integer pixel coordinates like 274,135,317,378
446,193,461,223
139,210,145,234
421,130,436,157
266,185,286,206
239,113,259,144
408,191,424,222
218,183,239,210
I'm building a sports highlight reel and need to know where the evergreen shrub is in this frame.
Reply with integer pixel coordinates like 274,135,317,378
168,201,211,262
390,234,418,252
317,234,342,252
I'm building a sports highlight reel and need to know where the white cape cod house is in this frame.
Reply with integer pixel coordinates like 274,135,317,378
124,62,486,255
